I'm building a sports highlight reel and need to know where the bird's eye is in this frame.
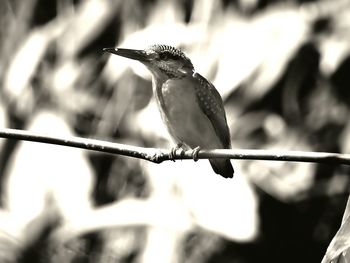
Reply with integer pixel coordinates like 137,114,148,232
159,53,169,60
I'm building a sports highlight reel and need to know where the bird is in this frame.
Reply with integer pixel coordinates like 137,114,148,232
103,44,234,178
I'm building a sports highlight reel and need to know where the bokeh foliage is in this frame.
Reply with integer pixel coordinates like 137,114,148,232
0,0,350,262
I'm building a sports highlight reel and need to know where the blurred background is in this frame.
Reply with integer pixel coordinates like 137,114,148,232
0,0,349,262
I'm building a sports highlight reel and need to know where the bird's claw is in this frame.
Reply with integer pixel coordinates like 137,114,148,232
169,143,185,161
192,146,201,162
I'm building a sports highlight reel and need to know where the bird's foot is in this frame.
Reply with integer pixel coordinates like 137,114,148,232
169,143,185,161
192,146,201,162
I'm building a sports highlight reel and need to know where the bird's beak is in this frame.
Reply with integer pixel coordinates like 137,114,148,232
103,48,148,62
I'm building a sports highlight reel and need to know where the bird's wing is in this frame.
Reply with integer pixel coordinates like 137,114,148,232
192,72,231,148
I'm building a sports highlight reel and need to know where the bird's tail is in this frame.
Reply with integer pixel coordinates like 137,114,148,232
209,159,234,178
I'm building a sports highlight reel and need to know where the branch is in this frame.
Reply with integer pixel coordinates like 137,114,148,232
0,128,350,165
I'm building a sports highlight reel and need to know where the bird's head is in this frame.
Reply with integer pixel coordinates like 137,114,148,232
104,44,194,79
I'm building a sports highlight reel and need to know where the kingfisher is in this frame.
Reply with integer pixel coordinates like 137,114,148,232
104,44,234,178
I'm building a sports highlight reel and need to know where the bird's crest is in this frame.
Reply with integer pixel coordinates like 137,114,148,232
146,44,193,69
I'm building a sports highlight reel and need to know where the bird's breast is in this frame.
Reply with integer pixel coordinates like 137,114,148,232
154,77,222,149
